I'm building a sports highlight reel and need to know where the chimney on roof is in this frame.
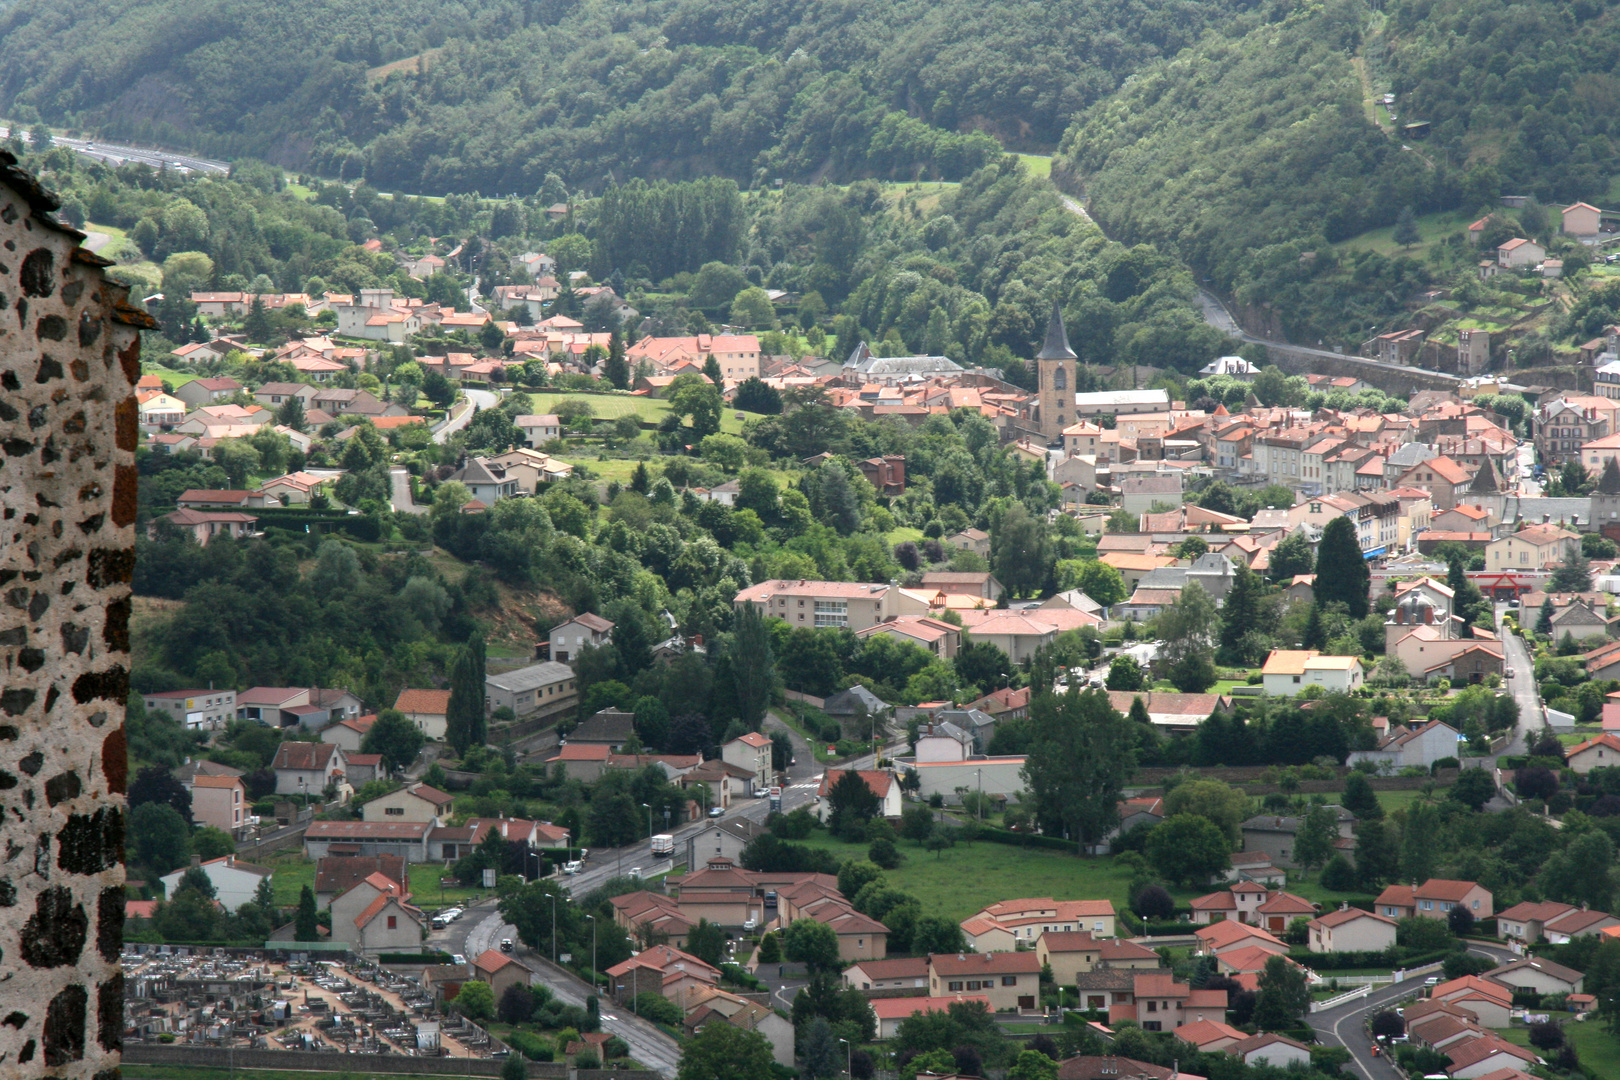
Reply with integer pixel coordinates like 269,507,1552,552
191,854,202,867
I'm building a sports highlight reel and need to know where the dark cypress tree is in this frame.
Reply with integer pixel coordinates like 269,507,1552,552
1302,603,1326,649
243,295,273,342
1217,561,1265,665
446,635,488,756
1313,517,1370,618
604,329,629,389
295,885,319,941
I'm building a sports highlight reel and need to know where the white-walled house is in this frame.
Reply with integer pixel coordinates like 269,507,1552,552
1306,907,1398,953
160,856,273,910
1260,650,1364,694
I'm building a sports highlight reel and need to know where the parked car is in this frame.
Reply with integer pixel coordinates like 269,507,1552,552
563,861,583,875
451,954,467,965
628,867,642,879
743,918,759,931
708,806,725,818
500,938,513,953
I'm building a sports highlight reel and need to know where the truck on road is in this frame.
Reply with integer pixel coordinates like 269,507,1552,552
651,833,674,857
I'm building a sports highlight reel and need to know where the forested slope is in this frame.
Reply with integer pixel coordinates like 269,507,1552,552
0,0,1260,191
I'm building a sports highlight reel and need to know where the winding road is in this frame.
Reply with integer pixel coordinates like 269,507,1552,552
1309,942,1518,1080
1,126,229,174
1055,190,1459,384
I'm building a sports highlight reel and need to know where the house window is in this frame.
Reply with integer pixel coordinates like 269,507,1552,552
386,807,404,816
949,981,964,992
1148,1001,1158,1012
1003,975,1018,986
387,916,397,929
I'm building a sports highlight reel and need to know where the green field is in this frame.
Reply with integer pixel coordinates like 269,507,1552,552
885,526,926,545
1017,153,1054,179
143,363,199,387
519,391,754,435
1496,1020,1620,1080
264,854,493,909
1334,207,1479,259
787,830,1140,923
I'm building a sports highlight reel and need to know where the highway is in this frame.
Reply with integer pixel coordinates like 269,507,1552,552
2,126,229,174
437,716,898,1077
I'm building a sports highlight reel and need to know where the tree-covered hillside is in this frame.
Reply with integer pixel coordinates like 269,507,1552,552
1386,0,1620,201
0,0,1261,191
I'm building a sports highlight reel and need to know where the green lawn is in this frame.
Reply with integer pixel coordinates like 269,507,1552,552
143,363,198,387
885,526,926,545
1017,154,1054,179
787,830,1140,923
264,854,492,909
518,391,754,435
1334,207,1479,259
1496,1021,1620,1080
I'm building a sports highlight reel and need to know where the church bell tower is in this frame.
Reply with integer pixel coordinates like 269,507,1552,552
1036,301,1077,443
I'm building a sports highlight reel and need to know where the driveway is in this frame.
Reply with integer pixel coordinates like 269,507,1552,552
389,466,424,514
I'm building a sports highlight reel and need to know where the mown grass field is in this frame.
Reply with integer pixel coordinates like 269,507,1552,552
1496,1020,1620,1080
1333,207,1479,259
520,391,754,435
263,854,492,909
787,830,1140,923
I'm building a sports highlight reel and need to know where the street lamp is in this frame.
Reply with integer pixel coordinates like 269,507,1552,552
838,1037,852,1077
586,913,597,989
643,802,652,840
976,767,983,822
550,891,559,965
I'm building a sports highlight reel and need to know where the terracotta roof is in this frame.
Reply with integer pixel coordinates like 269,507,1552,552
929,951,1042,976
869,995,989,1020
273,742,338,771
394,688,451,714
191,774,243,790
1415,879,1485,902
1310,907,1396,929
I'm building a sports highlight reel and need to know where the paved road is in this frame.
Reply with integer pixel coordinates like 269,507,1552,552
389,466,424,514
1497,601,1540,757
434,387,498,444
1309,942,1518,1080
1052,190,1458,383
439,723,900,1076
2,126,229,174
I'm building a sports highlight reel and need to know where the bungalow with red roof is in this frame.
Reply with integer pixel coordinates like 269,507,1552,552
1193,920,1289,957
1447,1035,1540,1078
1227,1033,1312,1068
1175,1019,1248,1051
814,769,903,823
1567,732,1620,774
360,782,455,824
393,688,451,741
548,742,613,782
870,995,992,1040
472,949,536,1001
1428,976,1514,1027
1110,972,1228,1032
1307,906,1398,953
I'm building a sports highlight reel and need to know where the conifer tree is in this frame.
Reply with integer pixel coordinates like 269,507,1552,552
1314,517,1370,618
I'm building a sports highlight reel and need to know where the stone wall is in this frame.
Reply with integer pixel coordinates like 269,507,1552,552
124,1044,663,1079
0,149,155,1077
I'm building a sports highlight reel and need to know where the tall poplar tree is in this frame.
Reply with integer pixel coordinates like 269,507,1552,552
1313,516,1370,618
447,635,488,756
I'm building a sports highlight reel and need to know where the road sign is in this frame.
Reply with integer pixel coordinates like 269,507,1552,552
482,868,497,888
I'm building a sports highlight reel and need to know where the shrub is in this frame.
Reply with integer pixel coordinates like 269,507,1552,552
1133,885,1175,921
634,993,682,1025
1528,1021,1565,1051
574,1049,601,1069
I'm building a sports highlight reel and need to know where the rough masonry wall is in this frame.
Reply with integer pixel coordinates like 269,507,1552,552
0,149,151,1078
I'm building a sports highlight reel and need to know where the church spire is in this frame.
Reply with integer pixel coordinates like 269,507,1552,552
1467,458,1502,494
1037,301,1077,361
1599,456,1620,495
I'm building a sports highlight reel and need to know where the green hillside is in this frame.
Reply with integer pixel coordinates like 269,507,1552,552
0,0,1261,191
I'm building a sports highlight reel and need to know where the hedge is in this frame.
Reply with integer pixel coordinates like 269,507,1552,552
974,824,1077,853
504,1030,555,1061
379,951,454,964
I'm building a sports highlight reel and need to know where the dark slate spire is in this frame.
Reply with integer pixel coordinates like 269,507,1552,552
1467,458,1502,494
1599,456,1620,495
1037,301,1077,362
